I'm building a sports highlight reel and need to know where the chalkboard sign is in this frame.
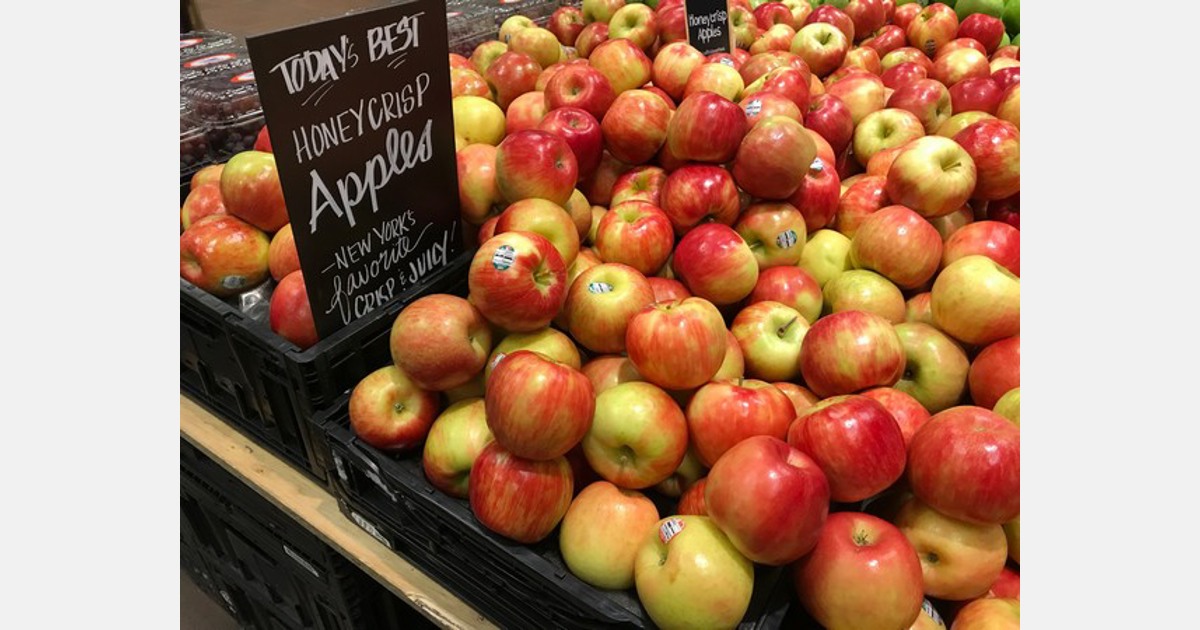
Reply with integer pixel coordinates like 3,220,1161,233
247,1,461,338
685,0,733,56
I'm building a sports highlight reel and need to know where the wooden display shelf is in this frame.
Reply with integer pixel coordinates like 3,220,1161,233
180,394,498,630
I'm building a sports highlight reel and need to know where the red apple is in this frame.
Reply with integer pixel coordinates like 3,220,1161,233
880,60,928,89
266,223,299,281
953,119,1020,201
949,77,1002,115
996,82,1019,129
179,215,269,297
582,0,626,25
892,2,920,31
734,202,809,270
953,598,1020,630
677,477,708,515
485,350,594,459
787,394,907,502
806,5,855,42
942,220,1019,276
625,297,728,390
791,22,850,77
793,512,924,630
611,165,667,206
179,182,228,232
660,165,742,235
732,116,817,199
861,387,931,448
684,62,745,102
495,130,579,207
189,163,224,190
739,50,805,85
505,91,548,138
850,204,943,289
748,266,823,323
887,78,952,135
457,144,503,226
495,197,580,266
957,13,1005,55
705,435,830,564
686,380,794,467
581,150,633,206
652,42,707,101
741,91,803,128
584,381,689,488
805,93,855,156
594,201,675,275
451,67,492,100
601,89,673,165
968,335,1020,409
390,293,493,391
991,65,1020,93
590,38,653,94
469,442,573,543
536,106,603,181
841,45,882,75
673,223,760,305
267,270,318,349
908,406,1021,524
835,176,889,238
544,64,616,122
666,91,748,164
485,51,542,110
799,310,905,397
575,21,610,58
789,156,843,232
880,46,933,73
824,72,886,126
730,5,761,49
469,231,568,332
654,2,688,45
219,150,289,233
907,3,959,57
485,328,582,384
755,2,796,30
647,276,691,302
581,354,643,394
348,363,439,452
931,47,989,87
564,262,656,352
549,6,586,46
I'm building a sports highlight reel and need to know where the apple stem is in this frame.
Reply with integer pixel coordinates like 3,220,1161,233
778,316,798,336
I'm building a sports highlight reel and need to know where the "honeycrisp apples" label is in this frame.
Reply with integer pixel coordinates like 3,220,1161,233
659,517,685,544
492,244,516,271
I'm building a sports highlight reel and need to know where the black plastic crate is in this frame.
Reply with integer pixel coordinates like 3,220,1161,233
316,397,795,629
180,250,472,485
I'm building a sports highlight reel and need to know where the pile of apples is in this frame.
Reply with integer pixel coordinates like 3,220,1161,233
349,1,1021,628
179,127,324,350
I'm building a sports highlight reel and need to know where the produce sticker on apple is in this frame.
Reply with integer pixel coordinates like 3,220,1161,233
247,1,461,337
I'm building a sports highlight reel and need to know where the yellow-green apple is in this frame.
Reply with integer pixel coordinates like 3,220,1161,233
942,220,1019,277
677,477,708,515
734,202,809,269
469,231,568,332
666,91,748,164
895,496,1007,600
485,327,581,385
1003,517,1019,564
907,4,958,57
888,79,951,136
485,51,541,110
991,66,1019,92
730,5,761,48
798,228,852,287
581,150,632,206
993,387,1019,427
780,0,812,24
686,380,794,466
931,47,988,87
582,0,625,24
952,598,1019,630
731,301,809,381
444,371,485,403
495,198,580,267
705,435,830,565
862,24,907,57
713,329,748,381
180,215,270,297
892,2,920,30
652,42,707,101
755,2,796,30
880,60,927,89
881,46,933,73
684,62,745,102
190,162,224,189
800,310,905,397
851,108,924,169
485,350,594,459
389,293,492,391
600,89,673,164
625,297,727,390
584,381,689,488
590,38,652,94
660,165,741,235
822,269,905,323
219,150,289,232
957,13,1004,54
608,3,657,51
581,354,643,394
266,222,299,281
732,116,817,199
180,182,227,232
348,364,439,451
891,321,969,412
850,204,943,289
741,91,803,127
537,106,603,180
967,335,1019,409
824,71,885,125
611,165,667,206
654,446,706,498
422,398,494,498
794,511,924,630
788,394,907,502
453,95,505,148
470,442,573,542
565,188,594,239
749,266,823,323
504,90,547,135
673,223,760,305
994,83,1019,129
648,277,691,302
791,22,849,77
559,481,659,589
565,262,656,352
575,21,610,58
457,144,502,226
510,27,562,69
909,406,1020,524
268,269,318,349
751,23,798,55
862,386,931,447
495,129,578,206
633,515,754,629
544,64,616,121
835,176,888,238
936,111,995,138
499,15,536,45
790,156,843,232
952,119,1019,201
806,5,855,42
594,201,674,275
949,77,1002,114
886,136,977,218
931,254,1019,346
549,6,586,46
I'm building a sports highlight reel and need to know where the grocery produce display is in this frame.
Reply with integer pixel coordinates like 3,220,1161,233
180,0,1020,627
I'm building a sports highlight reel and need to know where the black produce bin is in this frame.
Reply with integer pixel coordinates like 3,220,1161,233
180,439,433,630
314,397,796,630
180,251,471,485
